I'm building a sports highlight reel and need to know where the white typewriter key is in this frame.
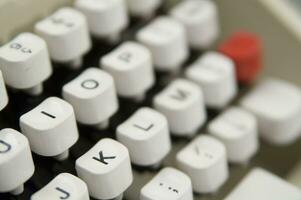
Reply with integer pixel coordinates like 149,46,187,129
0,129,35,195
31,173,89,200
140,167,193,200
224,168,301,200
117,107,171,167
241,78,301,145
0,32,52,95
154,79,206,136
136,16,189,72
35,7,91,69
186,52,237,108
0,70,8,111
170,0,219,49
208,107,258,164
63,68,118,129
75,0,129,42
76,138,133,200
20,97,79,160
101,42,155,100
126,0,162,18
176,135,229,193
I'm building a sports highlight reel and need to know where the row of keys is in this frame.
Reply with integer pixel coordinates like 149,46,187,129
0,33,299,147
29,168,301,200
0,34,241,125
0,0,219,95
37,169,184,200
0,1,261,101
0,128,132,199
20,0,219,73
2,130,297,200
0,36,300,144
0,124,296,200
0,126,234,197
61,58,234,136
0,33,261,104
0,0,219,93
73,0,219,48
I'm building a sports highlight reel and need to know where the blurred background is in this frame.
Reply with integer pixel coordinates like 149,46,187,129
1,0,301,85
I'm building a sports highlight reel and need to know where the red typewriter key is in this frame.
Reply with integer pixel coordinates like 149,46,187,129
218,32,263,84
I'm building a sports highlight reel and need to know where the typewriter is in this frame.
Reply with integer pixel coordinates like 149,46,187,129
0,0,301,200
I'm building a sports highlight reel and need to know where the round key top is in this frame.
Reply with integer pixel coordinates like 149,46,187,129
170,0,219,49
20,97,79,160
75,0,129,42
0,32,52,95
177,135,229,193
117,107,171,167
101,41,155,100
209,107,259,164
126,0,162,18
35,7,91,69
31,173,89,200
185,51,237,108
76,138,133,200
63,68,119,130
219,31,263,84
154,79,207,136
0,129,35,195
136,16,189,72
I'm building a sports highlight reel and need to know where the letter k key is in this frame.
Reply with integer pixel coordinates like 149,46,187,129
93,151,116,165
